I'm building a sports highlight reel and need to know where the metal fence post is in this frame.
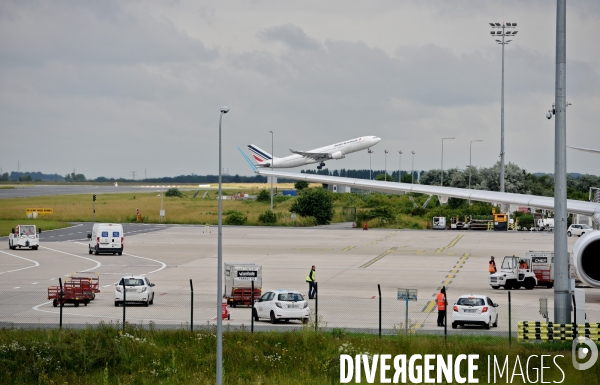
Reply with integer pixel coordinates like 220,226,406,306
508,291,512,345
190,279,194,332
59,278,63,329
572,293,577,339
122,280,126,333
378,284,382,338
251,280,254,333
315,282,318,332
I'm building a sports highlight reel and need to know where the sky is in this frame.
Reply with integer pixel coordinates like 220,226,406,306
1,0,599,180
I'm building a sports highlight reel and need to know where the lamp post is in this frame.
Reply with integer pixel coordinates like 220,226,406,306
398,151,403,183
469,140,483,204
489,21,518,193
368,149,373,180
411,151,415,184
384,150,389,181
441,137,455,186
216,105,229,385
269,130,274,212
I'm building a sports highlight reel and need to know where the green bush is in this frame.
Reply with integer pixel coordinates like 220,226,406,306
256,189,271,202
289,188,334,225
165,188,184,197
224,210,247,225
258,210,277,225
294,180,309,190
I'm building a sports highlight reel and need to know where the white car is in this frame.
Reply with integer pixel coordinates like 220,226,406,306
114,276,155,307
253,289,310,324
451,294,499,330
567,224,592,237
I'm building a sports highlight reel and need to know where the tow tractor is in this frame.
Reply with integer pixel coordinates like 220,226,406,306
8,224,41,250
489,255,537,290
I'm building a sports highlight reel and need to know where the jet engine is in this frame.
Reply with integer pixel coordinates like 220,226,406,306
571,230,600,287
330,151,345,160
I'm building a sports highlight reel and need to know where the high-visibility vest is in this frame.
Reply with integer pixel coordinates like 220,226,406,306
489,261,496,273
437,293,446,311
306,270,315,282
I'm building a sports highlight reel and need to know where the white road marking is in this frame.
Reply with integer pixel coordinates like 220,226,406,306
102,284,112,287
13,287,20,289
122,252,167,274
32,282,39,285
40,246,101,272
0,250,40,274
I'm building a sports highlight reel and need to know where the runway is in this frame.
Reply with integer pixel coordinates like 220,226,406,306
0,226,597,334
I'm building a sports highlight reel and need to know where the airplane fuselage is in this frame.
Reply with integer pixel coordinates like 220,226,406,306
255,136,380,168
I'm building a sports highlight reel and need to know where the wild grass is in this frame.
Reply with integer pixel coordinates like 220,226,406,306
0,219,72,237
0,325,594,384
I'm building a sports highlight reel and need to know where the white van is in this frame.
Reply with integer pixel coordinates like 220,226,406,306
87,223,124,255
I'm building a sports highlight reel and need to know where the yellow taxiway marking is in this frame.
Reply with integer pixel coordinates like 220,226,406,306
435,234,464,253
341,246,355,252
423,300,436,313
359,247,398,269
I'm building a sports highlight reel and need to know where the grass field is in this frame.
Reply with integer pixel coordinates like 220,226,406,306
0,184,432,229
0,326,594,384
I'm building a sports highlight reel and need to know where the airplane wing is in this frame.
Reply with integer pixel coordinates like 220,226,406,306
253,168,600,218
568,146,600,155
289,149,329,160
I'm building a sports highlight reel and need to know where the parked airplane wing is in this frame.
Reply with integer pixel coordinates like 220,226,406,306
568,145,600,155
254,168,600,218
289,149,329,160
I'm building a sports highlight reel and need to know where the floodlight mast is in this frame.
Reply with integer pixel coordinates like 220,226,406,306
489,21,518,194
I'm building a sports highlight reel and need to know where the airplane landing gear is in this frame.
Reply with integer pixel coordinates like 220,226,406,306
317,166,322,170
316,162,325,170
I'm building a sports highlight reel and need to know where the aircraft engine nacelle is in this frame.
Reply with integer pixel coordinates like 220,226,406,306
571,230,600,288
330,151,345,160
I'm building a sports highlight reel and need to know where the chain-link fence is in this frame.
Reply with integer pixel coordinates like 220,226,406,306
1,284,598,339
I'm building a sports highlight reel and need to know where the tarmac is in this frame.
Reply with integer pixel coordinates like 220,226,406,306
0,224,597,334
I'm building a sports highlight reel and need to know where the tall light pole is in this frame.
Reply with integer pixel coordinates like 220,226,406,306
469,140,483,204
490,22,518,193
216,105,229,385
269,130,274,212
368,149,373,180
411,151,415,184
441,137,455,186
398,151,403,183
384,150,388,181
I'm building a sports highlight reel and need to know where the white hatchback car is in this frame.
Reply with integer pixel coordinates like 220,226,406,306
567,224,593,237
451,294,499,330
253,289,310,324
114,276,155,307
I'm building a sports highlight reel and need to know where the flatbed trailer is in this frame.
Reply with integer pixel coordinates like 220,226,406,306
48,285,93,307
228,287,262,307
66,272,100,299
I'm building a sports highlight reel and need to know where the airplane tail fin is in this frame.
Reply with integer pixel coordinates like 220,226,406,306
247,144,273,164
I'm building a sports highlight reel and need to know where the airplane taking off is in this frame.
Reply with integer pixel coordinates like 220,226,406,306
247,136,381,169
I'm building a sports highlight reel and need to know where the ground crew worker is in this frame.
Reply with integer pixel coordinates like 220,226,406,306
519,260,528,270
489,256,497,274
306,265,316,299
436,287,447,327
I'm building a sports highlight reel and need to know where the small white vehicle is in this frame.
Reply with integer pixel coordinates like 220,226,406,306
451,294,499,330
114,275,155,307
489,255,537,290
87,223,124,255
567,224,592,237
253,289,310,324
432,217,446,230
8,225,41,250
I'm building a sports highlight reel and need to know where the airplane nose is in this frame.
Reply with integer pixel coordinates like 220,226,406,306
374,137,381,142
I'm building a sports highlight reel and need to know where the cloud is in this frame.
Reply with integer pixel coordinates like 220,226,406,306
258,23,321,51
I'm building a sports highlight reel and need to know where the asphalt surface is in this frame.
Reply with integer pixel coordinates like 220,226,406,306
1,226,596,334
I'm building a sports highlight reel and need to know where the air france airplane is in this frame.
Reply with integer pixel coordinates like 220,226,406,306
247,136,381,169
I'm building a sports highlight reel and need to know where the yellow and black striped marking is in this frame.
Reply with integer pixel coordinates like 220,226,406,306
435,234,464,253
341,246,355,252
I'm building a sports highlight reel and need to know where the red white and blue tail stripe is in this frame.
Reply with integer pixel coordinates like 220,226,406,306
247,144,272,163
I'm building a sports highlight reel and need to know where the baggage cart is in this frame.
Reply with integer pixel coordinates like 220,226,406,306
224,263,262,307
48,285,93,307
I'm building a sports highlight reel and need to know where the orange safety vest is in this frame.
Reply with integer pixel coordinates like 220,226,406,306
489,261,496,273
436,293,446,311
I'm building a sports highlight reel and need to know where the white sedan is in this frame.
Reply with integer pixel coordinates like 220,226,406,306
114,276,155,307
253,289,310,324
567,224,592,237
451,294,499,330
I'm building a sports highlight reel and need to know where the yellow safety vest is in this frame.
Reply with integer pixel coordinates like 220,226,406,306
306,270,315,282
